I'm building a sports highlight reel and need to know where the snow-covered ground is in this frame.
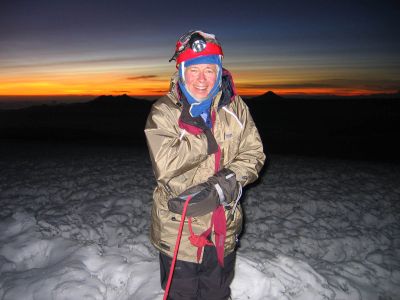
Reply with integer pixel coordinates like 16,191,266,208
0,142,399,300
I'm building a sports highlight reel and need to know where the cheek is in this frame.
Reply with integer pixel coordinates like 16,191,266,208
185,73,196,85
207,75,217,85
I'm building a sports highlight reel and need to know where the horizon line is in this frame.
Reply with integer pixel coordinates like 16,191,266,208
1,90,399,100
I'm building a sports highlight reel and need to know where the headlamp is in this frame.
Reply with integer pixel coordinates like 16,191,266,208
169,30,223,65
188,33,207,53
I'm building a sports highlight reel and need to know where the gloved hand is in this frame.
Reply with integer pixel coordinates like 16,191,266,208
168,168,239,217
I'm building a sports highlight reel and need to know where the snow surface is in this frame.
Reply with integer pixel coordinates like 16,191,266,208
0,142,399,300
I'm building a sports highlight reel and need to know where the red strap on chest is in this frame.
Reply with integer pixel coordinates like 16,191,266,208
183,109,226,266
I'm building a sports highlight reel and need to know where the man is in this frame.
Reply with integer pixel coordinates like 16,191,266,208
145,30,265,300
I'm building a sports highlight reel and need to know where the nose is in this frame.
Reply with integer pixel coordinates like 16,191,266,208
197,70,206,81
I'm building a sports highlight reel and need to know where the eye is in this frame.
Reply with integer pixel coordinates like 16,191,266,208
205,68,216,75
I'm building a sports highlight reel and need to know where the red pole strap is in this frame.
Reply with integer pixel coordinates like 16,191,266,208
163,195,192,300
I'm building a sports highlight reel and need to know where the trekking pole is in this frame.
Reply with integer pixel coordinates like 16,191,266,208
163,195,192,300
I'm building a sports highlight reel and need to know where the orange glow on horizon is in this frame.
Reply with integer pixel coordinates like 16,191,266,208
236,87,398,97
0,75,170,97
0,74,397,98
0,88,395,98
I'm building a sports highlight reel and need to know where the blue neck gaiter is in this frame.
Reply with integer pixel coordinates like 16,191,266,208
178,55,222,128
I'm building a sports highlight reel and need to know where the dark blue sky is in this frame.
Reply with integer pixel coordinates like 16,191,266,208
1,0,399,97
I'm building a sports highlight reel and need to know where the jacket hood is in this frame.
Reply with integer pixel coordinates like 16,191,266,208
168,68,237,110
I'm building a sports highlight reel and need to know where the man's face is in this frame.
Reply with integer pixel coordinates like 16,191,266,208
184,63,217,100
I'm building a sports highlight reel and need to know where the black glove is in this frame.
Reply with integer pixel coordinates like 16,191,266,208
168,168,239,217
208,168,239,207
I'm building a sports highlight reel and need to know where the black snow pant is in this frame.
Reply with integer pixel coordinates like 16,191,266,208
160,245,236,300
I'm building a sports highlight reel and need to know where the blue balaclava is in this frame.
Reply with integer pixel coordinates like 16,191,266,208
178,54,222,128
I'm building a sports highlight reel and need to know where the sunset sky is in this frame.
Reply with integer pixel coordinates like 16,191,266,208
1,0,399,99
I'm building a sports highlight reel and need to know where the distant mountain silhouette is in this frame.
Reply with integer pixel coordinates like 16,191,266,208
1,93,400,159
91,94,141,105
243,91,400,159
251,91,282,101
361,90,400,99
0,95,153,143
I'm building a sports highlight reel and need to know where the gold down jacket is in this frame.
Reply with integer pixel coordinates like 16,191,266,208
145,74,265,263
